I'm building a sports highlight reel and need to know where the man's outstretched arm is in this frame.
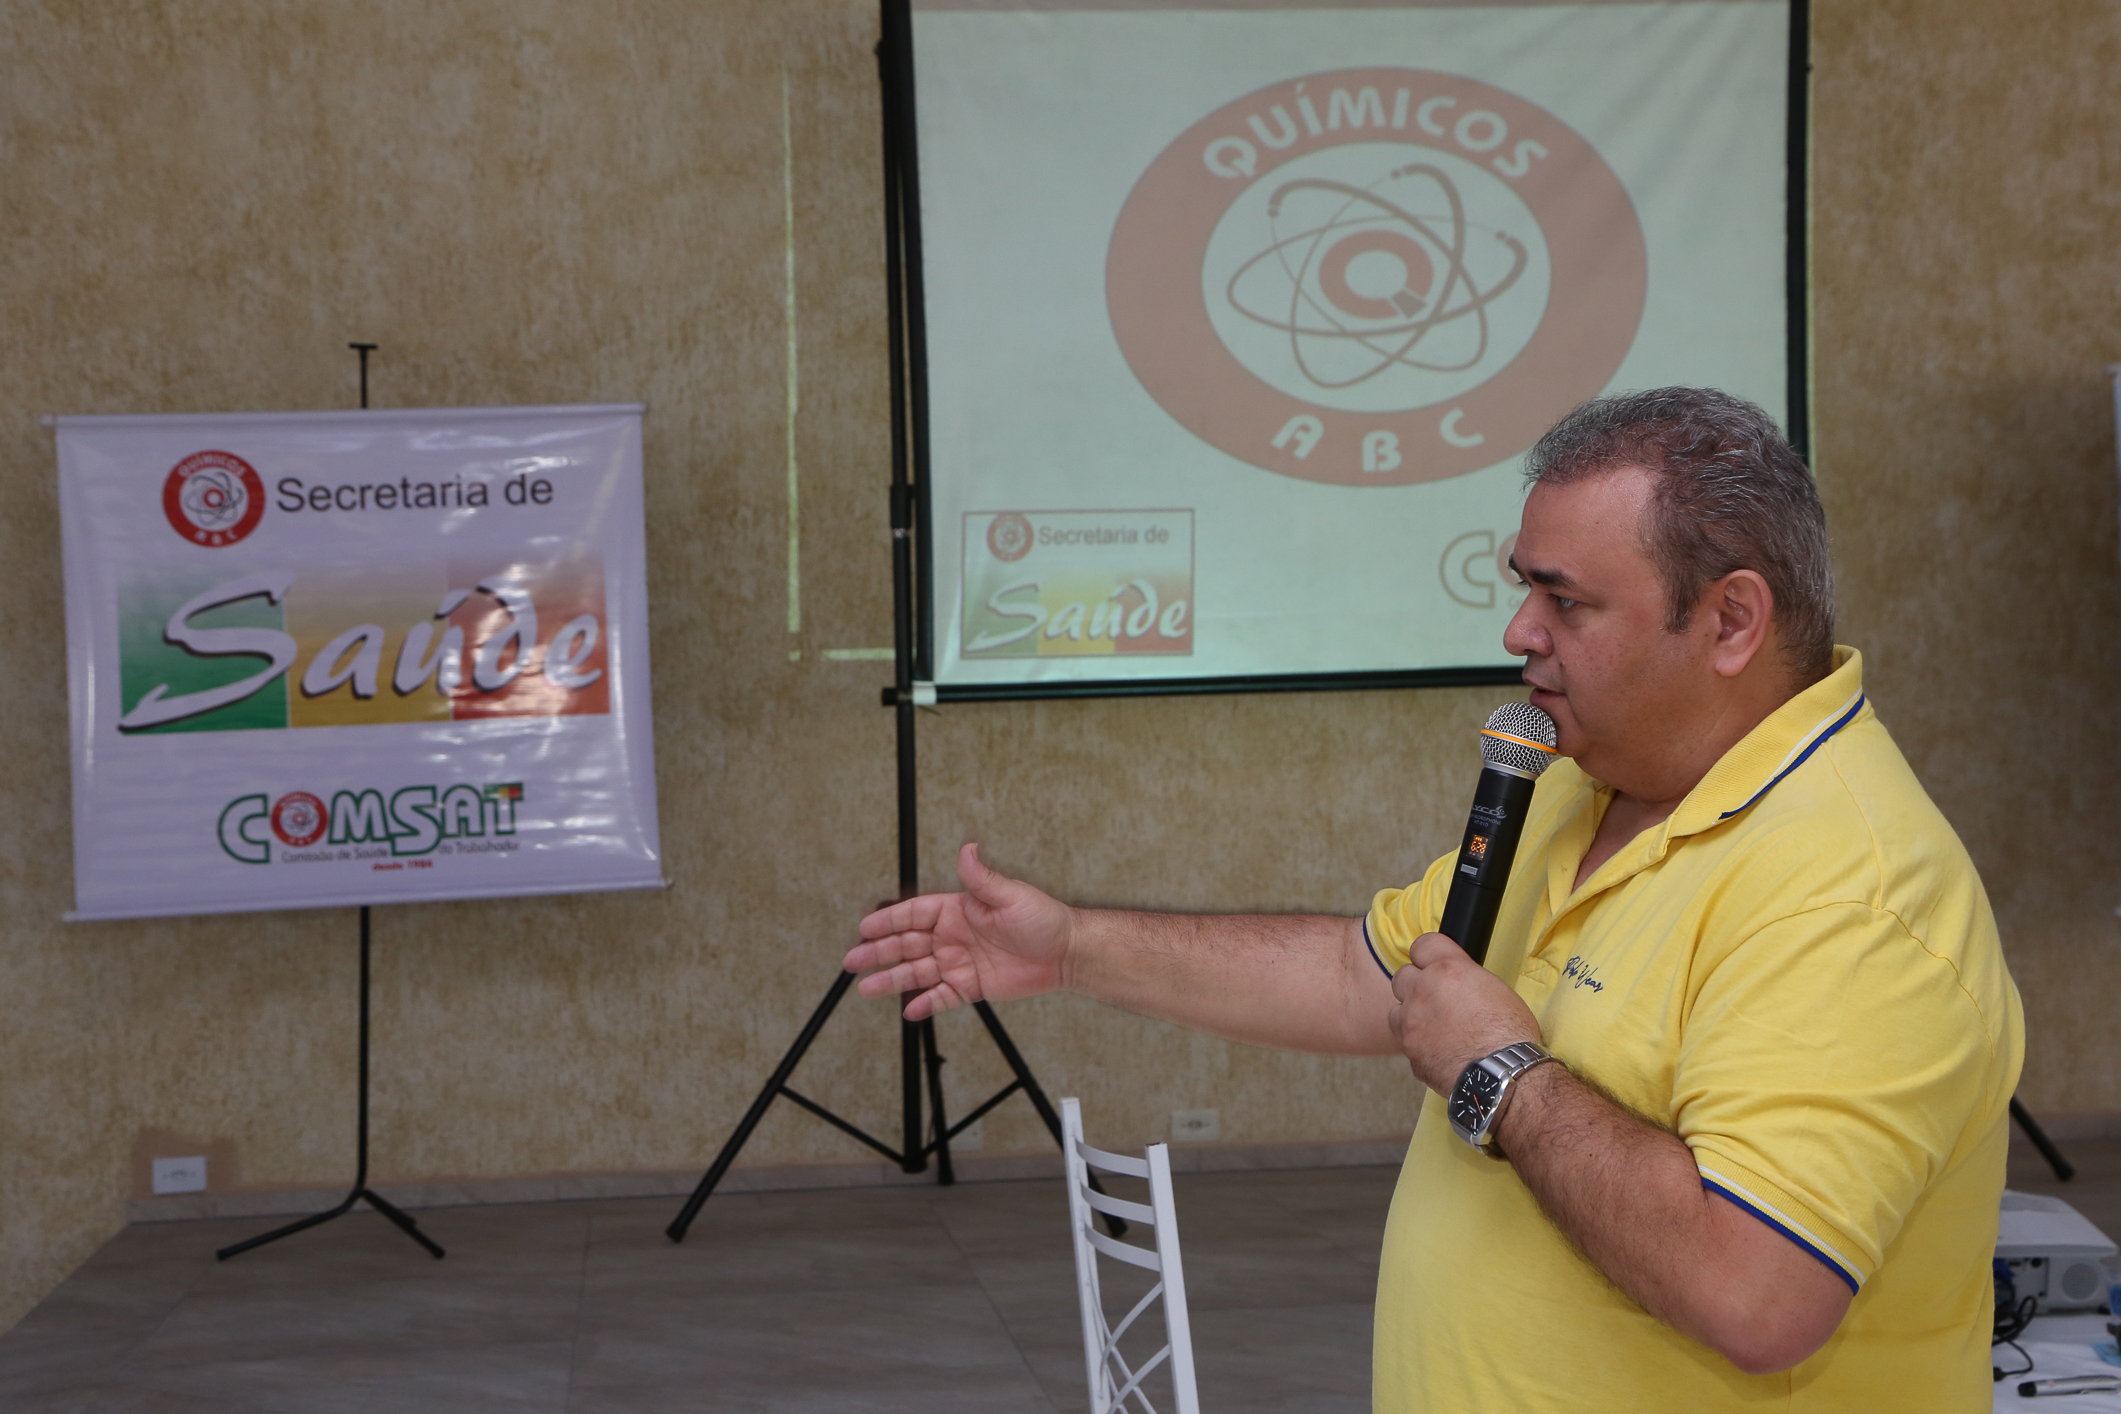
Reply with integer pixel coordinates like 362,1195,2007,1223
845,842,1401,1057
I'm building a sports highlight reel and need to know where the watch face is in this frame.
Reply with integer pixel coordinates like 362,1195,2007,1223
1451,1066,1503,1132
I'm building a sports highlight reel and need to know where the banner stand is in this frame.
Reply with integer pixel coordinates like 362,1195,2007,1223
665,9,1117,1243
216,347,446,1264
218,902,445,1261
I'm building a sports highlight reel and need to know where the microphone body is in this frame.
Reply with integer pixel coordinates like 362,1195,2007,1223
1440,703,1559,966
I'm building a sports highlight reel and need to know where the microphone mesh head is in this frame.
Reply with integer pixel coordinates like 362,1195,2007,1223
1479,702,1560,777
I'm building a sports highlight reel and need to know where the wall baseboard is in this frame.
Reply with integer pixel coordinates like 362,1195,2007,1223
129,1105,2121,1226
126,1135,1414,1225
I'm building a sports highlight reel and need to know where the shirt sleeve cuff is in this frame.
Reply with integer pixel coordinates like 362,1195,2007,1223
1362,916,1394,978
1692,1150,1870,1292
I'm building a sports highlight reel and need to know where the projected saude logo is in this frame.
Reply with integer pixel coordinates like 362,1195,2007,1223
961,510,1192,658
219,783,525,865
1108,69,1646,487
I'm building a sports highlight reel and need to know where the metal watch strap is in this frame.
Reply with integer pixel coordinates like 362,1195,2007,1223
1452,1041,1560,1158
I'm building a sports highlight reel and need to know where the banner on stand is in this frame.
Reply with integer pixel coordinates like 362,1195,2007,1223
57,404,662,921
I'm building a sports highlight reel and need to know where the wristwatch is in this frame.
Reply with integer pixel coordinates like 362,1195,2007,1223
1448,1041,1560,1158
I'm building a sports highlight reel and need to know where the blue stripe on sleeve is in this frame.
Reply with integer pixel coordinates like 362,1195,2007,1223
1362,916,1393,978
1701,1178,1861,1293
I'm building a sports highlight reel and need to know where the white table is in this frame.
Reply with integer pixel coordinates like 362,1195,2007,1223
1993,1314,2120,1411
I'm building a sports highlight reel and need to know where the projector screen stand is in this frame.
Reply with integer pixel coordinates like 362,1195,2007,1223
2011,1097,2075,1183
666,15,1113,1242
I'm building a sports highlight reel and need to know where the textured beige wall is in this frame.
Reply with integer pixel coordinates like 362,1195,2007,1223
3,0,2118,1334
1809,2,2121,1111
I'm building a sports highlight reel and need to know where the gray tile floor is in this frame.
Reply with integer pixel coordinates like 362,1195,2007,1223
3,1138,2108,1412
0,1164,1393,1413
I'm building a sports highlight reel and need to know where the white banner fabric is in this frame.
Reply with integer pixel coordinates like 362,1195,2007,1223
57,404,663,921
914,2,1793,686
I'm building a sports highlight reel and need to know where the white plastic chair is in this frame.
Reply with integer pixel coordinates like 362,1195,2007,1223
1061,1096,1200,1414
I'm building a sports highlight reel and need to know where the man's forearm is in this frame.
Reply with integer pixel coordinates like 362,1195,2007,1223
1062,909,1398,1056
1494,1063,1850,1374
1497,1066,1721,1331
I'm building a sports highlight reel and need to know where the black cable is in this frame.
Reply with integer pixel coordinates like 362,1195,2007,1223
1992,1338,2034,1383
1993,1293,2037,1347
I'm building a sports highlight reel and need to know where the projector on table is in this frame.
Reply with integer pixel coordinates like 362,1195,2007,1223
1998,1190,2117,1314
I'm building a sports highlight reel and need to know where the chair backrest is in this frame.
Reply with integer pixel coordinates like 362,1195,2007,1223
1061,1096,1200,1414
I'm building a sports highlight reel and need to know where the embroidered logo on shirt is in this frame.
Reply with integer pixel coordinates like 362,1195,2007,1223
1561,955,1605,993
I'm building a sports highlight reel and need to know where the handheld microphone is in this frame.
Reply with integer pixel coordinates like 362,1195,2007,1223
1440,702,1560,965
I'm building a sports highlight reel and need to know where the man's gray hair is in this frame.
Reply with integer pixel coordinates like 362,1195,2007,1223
1523,387,1835,683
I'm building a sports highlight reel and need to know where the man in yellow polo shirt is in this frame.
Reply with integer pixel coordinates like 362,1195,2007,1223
848,387,2021,1412
1367,642,2016,1407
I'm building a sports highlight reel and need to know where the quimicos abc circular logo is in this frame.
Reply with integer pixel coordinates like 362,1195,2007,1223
1108,69,1646,488
163,450,266,547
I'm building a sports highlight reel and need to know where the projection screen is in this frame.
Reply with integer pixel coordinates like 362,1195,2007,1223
905,0,1805,696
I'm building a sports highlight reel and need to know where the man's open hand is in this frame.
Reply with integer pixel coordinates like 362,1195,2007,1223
845,843,1072,1020
1387,932,1543,1093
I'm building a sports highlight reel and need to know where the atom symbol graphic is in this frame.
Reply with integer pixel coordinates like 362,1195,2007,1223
1223,163,1530,394
178,466,248,530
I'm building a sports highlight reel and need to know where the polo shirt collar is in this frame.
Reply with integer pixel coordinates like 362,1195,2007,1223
1541,649,1868,922
1665,645,1867,841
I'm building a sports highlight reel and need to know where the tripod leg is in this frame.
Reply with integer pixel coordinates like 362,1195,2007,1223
922,1018,955,1185
359,1189,446,1259
972,1001,1125,1236
215,1196,357,1261
972,1001,1071,1148
668,969,861,1242
2011,1097,2075,1182
900,1014,925,1174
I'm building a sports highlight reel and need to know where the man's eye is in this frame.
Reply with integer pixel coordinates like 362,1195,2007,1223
1551,594,1578,612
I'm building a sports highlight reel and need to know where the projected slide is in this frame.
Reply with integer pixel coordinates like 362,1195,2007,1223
912,1,1796,689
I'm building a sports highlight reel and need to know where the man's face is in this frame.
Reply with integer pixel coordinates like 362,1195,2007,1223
1502,466,1719,797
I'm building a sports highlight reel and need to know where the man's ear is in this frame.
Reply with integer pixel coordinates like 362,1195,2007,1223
1707,570,1774,679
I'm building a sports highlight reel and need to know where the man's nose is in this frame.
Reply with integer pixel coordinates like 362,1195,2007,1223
1502,598,1544,658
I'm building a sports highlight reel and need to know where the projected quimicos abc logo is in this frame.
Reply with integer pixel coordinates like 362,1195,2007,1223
1108,69,1646,487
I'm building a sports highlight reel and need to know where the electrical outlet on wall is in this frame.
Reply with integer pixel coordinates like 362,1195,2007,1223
949,1119,984,1151
1171,1108,1220,1143
151,1156,208,1195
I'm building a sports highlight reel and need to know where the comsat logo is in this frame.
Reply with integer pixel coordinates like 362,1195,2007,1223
220,783,524,864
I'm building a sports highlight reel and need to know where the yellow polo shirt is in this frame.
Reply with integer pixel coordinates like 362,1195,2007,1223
1365,648,2021,1412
